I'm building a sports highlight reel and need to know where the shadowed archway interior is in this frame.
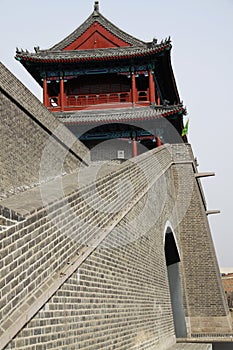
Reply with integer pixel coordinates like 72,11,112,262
164,227,187,338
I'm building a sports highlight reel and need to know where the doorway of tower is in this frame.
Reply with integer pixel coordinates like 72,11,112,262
164,226,187,338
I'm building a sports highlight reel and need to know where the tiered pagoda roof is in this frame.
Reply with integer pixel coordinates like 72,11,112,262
15,2,172,79
15,1,185,142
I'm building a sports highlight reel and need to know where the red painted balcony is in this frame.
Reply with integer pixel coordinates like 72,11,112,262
47,90,150,112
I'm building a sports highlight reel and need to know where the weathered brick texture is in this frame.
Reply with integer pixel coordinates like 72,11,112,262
1,145,177,350
1,143,231,349
0,63,89,199
171,163,231,333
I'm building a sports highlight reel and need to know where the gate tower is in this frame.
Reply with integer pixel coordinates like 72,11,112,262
15,1,186,160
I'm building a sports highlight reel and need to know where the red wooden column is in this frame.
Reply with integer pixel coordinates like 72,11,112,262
60,77,65,111
131,72,137,105
43,78,49,107
132,140,138,157
157,94,161,106
153,70,161,105
148,69,156,104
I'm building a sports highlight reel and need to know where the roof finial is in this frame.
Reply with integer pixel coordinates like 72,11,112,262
94,1,99,13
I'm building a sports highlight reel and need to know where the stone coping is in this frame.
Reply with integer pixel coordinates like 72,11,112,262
170,344,212,350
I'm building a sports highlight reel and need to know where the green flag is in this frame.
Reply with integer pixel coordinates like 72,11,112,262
182,119,189,137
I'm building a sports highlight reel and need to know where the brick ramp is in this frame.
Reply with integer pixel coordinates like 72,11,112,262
1,145,181,350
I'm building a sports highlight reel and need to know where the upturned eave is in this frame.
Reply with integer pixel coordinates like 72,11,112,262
15,43,172,64
55,104,186,125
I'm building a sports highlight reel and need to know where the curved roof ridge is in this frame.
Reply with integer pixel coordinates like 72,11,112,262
49,9,146,52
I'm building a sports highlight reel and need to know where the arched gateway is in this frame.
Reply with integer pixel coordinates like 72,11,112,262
164,223,187,338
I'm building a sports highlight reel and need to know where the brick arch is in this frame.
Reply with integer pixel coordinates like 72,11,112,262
164,221,187,338
163,221,181,266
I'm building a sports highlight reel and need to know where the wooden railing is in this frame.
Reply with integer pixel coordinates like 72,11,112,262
48,90,150,111
138,89,149,101
66,92,131,107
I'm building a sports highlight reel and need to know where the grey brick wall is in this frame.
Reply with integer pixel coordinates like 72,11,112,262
1,144,231,349
4,184,176,349
0,63,89,199
170,161,231,333
0,145,176,349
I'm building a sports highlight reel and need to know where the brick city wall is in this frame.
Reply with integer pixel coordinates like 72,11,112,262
1,143,231,349
0,63,89,199
1,145,177,350
170,161,231,333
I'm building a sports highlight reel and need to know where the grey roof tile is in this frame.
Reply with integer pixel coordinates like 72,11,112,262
16,43,171,63
55,105,185,125
15,6,171,63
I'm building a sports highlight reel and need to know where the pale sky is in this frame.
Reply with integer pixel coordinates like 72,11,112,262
1,0,233,267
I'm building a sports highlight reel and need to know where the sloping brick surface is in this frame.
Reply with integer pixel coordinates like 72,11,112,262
0,62,89,199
